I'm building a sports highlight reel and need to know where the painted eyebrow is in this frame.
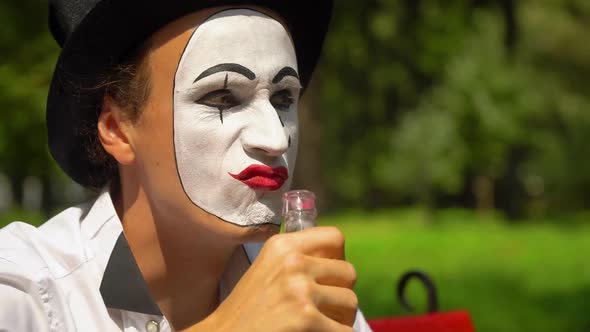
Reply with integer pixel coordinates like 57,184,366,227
272,67,300,84
194,63,256,83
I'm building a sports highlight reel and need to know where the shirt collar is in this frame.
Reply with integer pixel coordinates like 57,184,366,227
82,187,161,316
80,186,119,241
100,231,162,316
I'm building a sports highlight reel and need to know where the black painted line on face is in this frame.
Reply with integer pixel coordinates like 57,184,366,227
278,115,285,127
217,73,229,124
272,66,299,84
194,63,256,83
288,135,292,148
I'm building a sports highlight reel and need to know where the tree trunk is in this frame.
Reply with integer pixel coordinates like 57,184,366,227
500,0,518,53
473,175,495,213
10,175,23,208
41,175,53,218
292,76,327,211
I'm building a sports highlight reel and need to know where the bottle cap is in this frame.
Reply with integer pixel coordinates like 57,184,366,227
282,190,316,216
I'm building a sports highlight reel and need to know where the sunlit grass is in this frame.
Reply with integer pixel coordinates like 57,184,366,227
322,209,590,332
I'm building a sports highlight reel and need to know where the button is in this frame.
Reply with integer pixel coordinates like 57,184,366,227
145,320,160,332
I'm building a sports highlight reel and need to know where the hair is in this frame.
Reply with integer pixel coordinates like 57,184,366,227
83,40,153,190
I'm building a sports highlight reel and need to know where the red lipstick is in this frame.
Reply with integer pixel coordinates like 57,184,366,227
229,165,289,191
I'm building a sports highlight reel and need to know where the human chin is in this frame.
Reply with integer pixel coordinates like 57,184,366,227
225,157,296,226
174,152,294,227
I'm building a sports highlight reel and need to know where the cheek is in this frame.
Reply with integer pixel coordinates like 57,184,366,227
284,109,299,169
132,101,179,190
286,107,299,142
175,102,242,157
288,129,299,161
173,100,252,202
133,67,177,164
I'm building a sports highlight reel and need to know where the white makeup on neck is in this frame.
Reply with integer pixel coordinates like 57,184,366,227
173,9,300,227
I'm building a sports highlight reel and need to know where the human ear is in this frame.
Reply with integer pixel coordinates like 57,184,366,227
97,96,136,165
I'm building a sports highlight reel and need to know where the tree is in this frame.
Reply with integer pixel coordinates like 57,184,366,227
315,0,590,217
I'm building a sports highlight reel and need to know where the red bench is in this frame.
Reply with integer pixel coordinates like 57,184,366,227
366,271,477,332
368,311,476,332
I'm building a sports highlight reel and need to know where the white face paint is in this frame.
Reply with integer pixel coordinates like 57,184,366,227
173,9,300,227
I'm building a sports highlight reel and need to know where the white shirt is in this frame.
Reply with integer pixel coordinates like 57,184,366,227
0,190,372,331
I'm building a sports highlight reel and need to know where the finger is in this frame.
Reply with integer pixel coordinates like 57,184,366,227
309,307,356,332
313,284,359,327
289,226,346,259
303,256,357,288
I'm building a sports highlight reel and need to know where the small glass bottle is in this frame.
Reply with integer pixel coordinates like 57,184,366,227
282,190,317,232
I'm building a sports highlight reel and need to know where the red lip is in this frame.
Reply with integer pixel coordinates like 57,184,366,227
229,165,289,191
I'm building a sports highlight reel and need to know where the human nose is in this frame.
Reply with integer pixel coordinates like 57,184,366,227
241,100,290,157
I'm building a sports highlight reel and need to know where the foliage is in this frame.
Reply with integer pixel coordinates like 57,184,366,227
0,207,44,228
318,0,590,217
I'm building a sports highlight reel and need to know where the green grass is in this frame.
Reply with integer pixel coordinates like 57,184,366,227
322,209,590,332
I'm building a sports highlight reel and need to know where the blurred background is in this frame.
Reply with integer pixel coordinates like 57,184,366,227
1,0,589,331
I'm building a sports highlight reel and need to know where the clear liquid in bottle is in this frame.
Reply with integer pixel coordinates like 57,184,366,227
282,190,317,233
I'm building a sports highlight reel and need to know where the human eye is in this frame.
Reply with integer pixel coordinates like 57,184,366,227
195,89,240,110
270,89,295,111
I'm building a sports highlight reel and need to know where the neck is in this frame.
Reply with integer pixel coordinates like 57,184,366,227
113,179,240,329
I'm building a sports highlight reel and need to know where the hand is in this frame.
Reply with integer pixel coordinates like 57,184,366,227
193,227,358,332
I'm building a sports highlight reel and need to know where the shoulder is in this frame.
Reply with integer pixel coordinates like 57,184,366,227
0,279,50,332
0,256,68,332
0,252,53,331
0,203,96,331
0,201,93,279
